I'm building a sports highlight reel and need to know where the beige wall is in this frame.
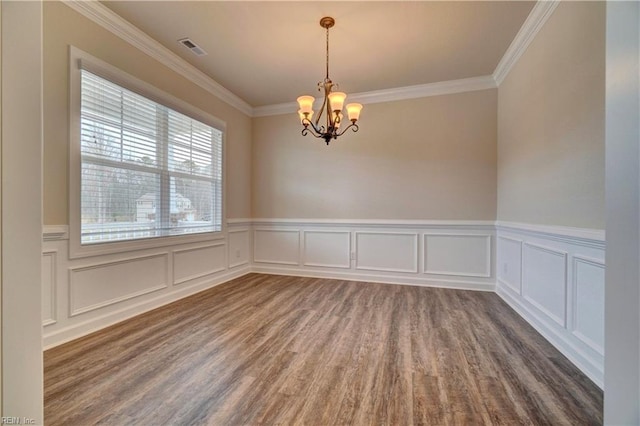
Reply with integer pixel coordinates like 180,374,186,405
43,1,605,228
252,90,497,220
497,1,605,229
43,1,252,224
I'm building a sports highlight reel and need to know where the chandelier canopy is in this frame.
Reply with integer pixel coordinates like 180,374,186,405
296,17,363,145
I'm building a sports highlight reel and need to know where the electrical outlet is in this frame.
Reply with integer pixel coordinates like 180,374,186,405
503,263,508,274
235,249,241,259
350,251,356,260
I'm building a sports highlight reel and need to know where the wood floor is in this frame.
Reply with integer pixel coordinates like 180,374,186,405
45,274,602,425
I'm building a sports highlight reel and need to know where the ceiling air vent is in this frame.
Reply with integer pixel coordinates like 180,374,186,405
178,38,207,56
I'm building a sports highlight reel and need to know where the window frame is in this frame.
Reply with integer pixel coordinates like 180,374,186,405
69,46,226,259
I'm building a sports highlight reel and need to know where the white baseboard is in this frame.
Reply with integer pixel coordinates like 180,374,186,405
252,264,495,292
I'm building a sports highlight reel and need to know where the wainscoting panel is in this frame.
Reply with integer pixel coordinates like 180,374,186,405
424,234,491,277
522,243,568,327
303,230,351,269
254,229,300,265
355,232,419,273
496,221,605,388
250,220,494,290
42,250,58,326
228,229,250,269
173,243,226,286
69,253,169,316
571,256,605,355
497,236,523,294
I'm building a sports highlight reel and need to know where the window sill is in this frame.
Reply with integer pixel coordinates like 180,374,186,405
68,229,225,259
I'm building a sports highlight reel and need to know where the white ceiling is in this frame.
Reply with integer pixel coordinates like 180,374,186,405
102,1,535,108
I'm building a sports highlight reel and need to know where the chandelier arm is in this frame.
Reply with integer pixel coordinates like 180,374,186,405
302,127,326,140
302,119,325,137
335,122,359,137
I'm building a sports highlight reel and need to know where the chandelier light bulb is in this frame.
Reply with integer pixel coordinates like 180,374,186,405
298,109,313,124
334,111,344,129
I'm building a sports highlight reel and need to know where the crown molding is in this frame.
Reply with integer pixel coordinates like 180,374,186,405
493,0,560,86
63,0,556,118
253,102,298,118
349,75,497,104
253,75,497,117
62,0,253,117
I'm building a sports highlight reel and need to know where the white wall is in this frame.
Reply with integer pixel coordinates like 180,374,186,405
604,2,640,424
2,1,43,422
0,0,3,411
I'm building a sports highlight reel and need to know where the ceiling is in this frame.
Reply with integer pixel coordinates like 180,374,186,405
102,1,535,108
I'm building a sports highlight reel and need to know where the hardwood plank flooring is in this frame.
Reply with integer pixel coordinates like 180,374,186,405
44,274,603,425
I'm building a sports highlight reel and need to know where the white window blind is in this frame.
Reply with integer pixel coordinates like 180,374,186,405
80,69,223,244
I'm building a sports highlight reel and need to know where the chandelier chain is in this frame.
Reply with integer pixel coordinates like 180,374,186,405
325,26,330,80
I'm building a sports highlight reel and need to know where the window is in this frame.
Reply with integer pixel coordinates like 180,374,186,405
70,48,224,255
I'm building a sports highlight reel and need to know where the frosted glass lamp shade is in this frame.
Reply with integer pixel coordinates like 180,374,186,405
328,92,347,112
346,103,363,122
297,96,315,114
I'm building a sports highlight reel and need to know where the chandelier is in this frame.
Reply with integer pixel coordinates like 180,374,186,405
297,16,363,145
